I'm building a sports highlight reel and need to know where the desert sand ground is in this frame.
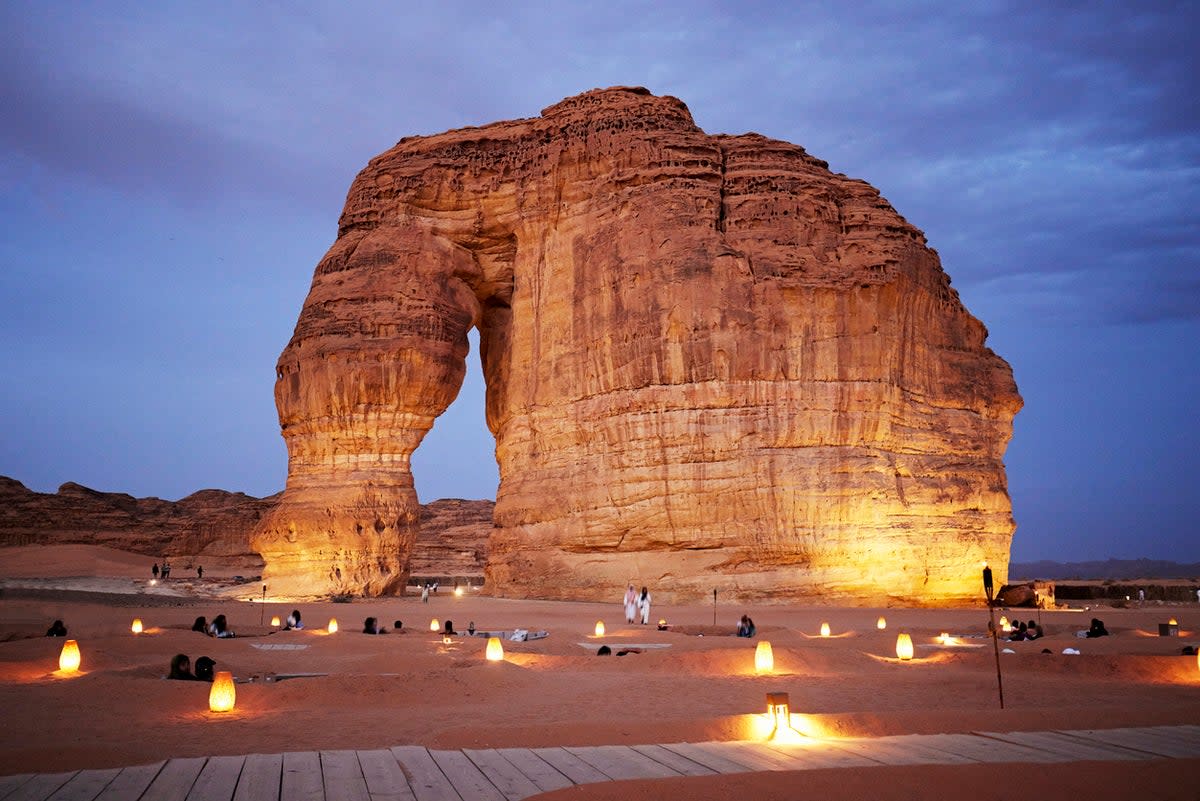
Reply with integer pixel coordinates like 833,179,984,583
1,544,1198,799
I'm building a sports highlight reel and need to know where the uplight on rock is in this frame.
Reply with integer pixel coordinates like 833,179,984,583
877,616,887,630
754,640,774,674
430,618,440,632
594,621,605,637
327,618,338,634
58,639,81,673
486,636,504,661
131,618,143,635
208,671,236,713
820,622,831,638
896,632,914,661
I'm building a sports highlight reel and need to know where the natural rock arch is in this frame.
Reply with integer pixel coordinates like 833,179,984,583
251,87,1022,603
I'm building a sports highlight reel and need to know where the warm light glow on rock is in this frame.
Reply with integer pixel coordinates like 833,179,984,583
271,616,281,627
755,640,774,673
58,639,81,673
896,632,914,661
208,671,236,713
430,618,440,632
131,618,143,634
594,621,605,637
877,616,887,630
327,618,338,634
486,636,504,661
820,622,831,637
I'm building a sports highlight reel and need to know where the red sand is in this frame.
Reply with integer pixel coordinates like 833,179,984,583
2,545,1199,799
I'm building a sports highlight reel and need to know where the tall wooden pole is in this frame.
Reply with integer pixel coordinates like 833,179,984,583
983,566,1005,709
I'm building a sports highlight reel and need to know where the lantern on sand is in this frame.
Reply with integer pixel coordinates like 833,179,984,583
430,619,440,632
486,637,504,661
820,622,831,638
131,618,143,635
208,671,236,712
454,586,464,597
58,640,81,673
327,618,338,634
999,616,1010,632
766,692,790,731
896,632,914,661
594,621,605,637
755,641,774,673
877,616,887,630
270,616,281,627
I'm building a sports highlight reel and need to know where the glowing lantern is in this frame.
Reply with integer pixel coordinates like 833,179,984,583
327,618,338,634
1169,618,1178,626
938,632,951,645
454,586,464,597
270,616,281,627
208,671,236,712
131,618,144,634
754,640,774,674
430,618,440,632
58,639,81,673
766,692,790,731
594,621,605,637
877,616,887,630
999,616,1011,633
442,635,453,644
820,622,831,638
896,632,914,661
486,636,504,661
658,619,666,627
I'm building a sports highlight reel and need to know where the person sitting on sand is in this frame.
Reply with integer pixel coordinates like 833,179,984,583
1008,622,1029,641
168,654,199,680
597,645,612,656
736,615,756,638
45,620,67,637
1026,620,1043,640
443,620,456,636
393,620,404,632
285,609,304,630
192,616,208,634
194,656,215,682
362,616,387,635
467,621,476,636
1085,618,1109,638
208,614,235,638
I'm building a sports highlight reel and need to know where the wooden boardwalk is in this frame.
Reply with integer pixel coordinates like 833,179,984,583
1,725,1197,801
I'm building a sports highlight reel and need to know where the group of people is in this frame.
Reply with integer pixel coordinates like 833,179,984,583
622,585,652,624
152,561,172,580
192,614,235,638
168,653,216,681
362,617,409,634
1006,619,1043,641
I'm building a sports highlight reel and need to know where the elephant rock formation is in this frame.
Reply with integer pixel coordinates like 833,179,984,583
252,87,1022,603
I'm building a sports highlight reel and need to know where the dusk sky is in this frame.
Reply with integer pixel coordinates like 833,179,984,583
2,3,1196,563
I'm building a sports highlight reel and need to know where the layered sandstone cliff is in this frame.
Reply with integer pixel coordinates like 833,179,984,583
254,87,1021,603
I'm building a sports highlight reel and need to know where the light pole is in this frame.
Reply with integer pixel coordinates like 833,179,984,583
983,565,1004,709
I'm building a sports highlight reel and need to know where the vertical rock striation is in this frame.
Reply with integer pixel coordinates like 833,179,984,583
253,87,1021,603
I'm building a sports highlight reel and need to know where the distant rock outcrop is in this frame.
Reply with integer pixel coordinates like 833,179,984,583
254,86,1021,604
0,476,275,561
409,499,494,580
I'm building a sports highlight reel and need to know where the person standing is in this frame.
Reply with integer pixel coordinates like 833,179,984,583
421,583,430,604
197,565,204,580
637,586,651,625
623,584,637,623
152,563,160,580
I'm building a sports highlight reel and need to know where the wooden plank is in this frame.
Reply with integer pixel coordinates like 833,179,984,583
427,752,503,801
1128,726,1200,753
0,774,34,801
873,735,983,765
320,751,369,801
629,744,716,777
281,751,325,801
94,763,164,801
4,773,76,801
761,741,882,770
141,758,206,801
355,750,416,801
461,750,541,801
982,731,1150,762
562,746,679,781
918,733,1061,764
389,746,460,801
46,768,120,801
706,742,796,772
527,748,608,785
186,755,245,801
492,750,574,794
655,742,756,774
1062,728,1198,759
810,737,938,767
232,754,281,801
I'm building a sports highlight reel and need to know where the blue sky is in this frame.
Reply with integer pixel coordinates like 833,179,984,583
1,2,1196,562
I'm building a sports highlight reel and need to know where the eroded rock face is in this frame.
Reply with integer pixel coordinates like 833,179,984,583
254,87,1021,603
